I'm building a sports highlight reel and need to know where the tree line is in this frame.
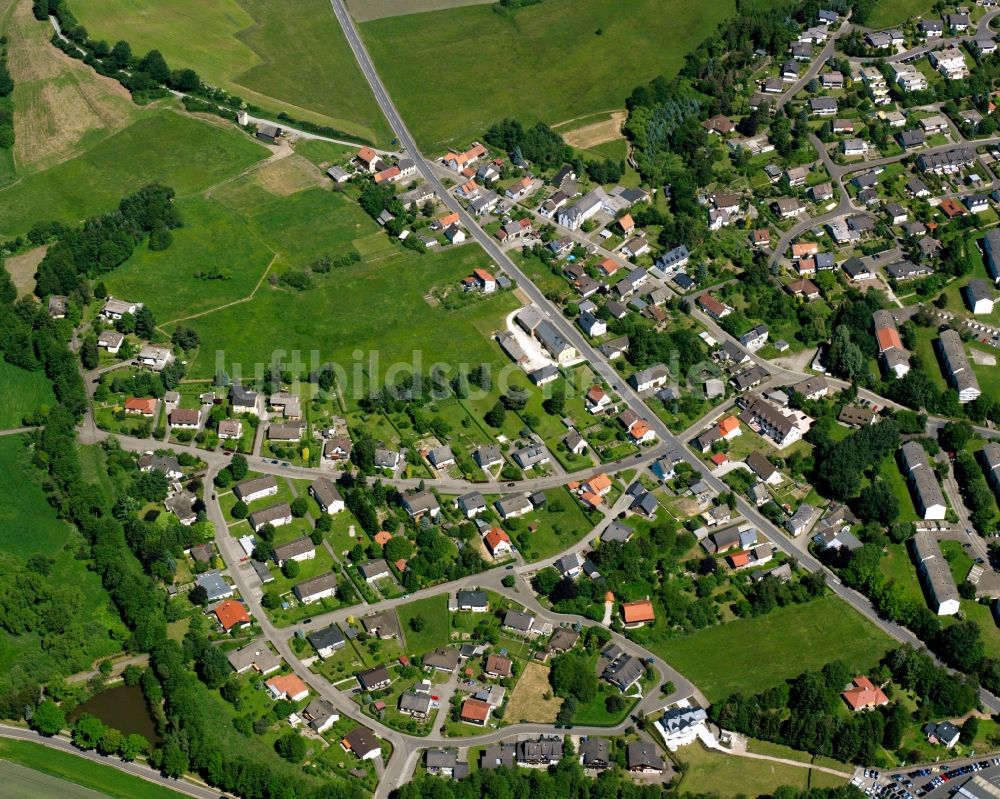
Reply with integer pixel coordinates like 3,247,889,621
0,33,14,151
711,649,976,766
33,183,180,298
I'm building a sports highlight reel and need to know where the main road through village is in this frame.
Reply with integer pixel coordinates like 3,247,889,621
12,5,1000,798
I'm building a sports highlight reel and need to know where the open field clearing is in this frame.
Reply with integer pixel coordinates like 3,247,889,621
677,743,847,796
70,0,393,144
505,661,560,723
559,111,627,150
4,244,46,297
867,0,934,28
0,109,267,237
6,1,137,173
650,596,895,702
347,0,493,22
360,0,734,149
0,740,189,799
0,361,56,428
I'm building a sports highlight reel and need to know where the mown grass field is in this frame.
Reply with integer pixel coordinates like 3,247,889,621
677,743,848,797
0,435,71,557
0,361,55,428
867,0,934,29
346,0,494,23
0,109,267,238
397,595,450,654
69,0,393,144
360,0,735,149
0,742,190,799
650,596,895,702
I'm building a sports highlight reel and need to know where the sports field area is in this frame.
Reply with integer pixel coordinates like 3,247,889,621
0,740,189,799
359,0,735,149
649,596,896,702
677,744,847,797
68,0,393,144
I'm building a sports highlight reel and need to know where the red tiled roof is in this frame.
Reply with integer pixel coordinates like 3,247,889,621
622,599,655,624
215,600,250,631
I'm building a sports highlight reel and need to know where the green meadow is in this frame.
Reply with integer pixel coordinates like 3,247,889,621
69,0,393,144
649,596,895,702
0,109,268,238
0,361,56,428
360,0,735,149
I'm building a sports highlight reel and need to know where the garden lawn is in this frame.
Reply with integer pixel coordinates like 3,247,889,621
69,0,392,144
649,596,895,702
359,0,736,150
880,543,924,604
0,740,190,799
0,109,268,237
677,743,847,796
398,595,451,655
0,361,55,428
877,456,920,522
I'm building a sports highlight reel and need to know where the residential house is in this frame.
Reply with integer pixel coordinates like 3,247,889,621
342,727,381,760
358,559,391,583
310,477,344,514
913,531,960,615
247,504,293,534
230,385,259,415
214,599,251,633
273,536,315,567
939,328,981,402
308,625,346,659
292,573,337,604
785,503,817,536
842,676,890,711
456,491,487,518
494,495,534,519
402,490,440,518
965,279,995,314
502,610,535,636
484,527,513,557
900,441,948,520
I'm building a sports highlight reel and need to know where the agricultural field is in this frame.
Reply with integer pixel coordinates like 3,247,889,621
649,596,896,702
346,0,494,23
0,360,56,428
3,0,139,177
0,741,190,799
0,108,268,238
359,0,736,149
69,0,393,144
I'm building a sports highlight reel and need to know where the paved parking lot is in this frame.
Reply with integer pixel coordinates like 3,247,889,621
855,758,1000,799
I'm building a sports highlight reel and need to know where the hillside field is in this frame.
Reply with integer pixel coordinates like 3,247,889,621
0,109,268,238
0,361,56,428
359,0,735,150
68,0,393,145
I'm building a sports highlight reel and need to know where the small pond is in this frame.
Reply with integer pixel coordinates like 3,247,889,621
69,683,161,743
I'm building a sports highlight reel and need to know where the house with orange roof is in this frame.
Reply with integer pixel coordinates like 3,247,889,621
506,176,534,200
394,558,408,572
751,228,771,248
125,397,158,417
598,258,622,276
622,599,655,626
797,257,817,276
374,165,401,184
617,214,635,235
443,142,488,171
374,531,393,547
435,212,460,230
456,180,480,199
483,527,512,558
876,326,903,352
579,491,604,510
583,473,613,496
726,549,752,569
711,452,728,466
356,147,380,173
940,197,967,219
266,673,309,702
460,697,492,725
841,676,889,711
791,241,819,259
214,600,251,633
718,416,741,440
586,385,612,412
628,419,656,444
